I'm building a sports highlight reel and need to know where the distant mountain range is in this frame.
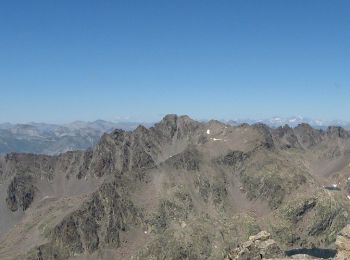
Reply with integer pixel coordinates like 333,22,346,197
0,117,349,155
226,116,350,129
0,120,153,155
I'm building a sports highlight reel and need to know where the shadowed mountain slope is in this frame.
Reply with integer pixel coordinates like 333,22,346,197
1,115,350,259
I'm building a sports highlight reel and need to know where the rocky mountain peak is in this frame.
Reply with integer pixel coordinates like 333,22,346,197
326,126,350,139
2,115,350,259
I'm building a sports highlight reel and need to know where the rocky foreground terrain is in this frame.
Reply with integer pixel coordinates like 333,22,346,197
226,224,350,259
1,114,350,259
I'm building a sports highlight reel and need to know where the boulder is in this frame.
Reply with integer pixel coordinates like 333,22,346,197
227,231,284,259
249,231,271,242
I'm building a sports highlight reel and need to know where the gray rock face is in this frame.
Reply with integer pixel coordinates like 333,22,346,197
1,115,350,260
274,125,302,149
164,146,201,171
6,174,35,211
226,231,284,259
335,224,350,259
27,180,142,259
253,123,275,149
217,150,249,168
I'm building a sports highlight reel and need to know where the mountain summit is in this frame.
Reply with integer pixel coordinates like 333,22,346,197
1,115,350,259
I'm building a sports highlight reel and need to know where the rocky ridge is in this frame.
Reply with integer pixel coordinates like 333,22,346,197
0,115,350,259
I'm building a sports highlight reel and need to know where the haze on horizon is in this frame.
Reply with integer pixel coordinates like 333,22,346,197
1,1,350,124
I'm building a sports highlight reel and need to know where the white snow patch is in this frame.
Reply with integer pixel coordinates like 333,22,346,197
210,138,224,141
315,120,323,126
206,129,211,135
144,231,148,234
347,195,350,200
333,184,338,188
41,195,52,201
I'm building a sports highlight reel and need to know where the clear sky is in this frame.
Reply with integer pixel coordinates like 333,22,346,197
1,0,349,123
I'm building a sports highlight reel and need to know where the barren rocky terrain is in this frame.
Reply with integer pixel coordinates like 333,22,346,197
1,114,350,259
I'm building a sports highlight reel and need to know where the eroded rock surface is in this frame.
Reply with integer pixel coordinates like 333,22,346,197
335,224,350,260
1,115,350,260
226,231,284,259
6,174,35,211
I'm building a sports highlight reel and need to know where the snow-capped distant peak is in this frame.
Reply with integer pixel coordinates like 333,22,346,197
227,116,350,129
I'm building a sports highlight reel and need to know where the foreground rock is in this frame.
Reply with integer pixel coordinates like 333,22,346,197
226,231,284,259
335,224,350,260
232,226,350,259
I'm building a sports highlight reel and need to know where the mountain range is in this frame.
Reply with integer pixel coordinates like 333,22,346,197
1,114,350,259
226,116,350,129
1,117,349,156
0,120,153,155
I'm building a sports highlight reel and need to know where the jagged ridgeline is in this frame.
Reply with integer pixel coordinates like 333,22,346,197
1,114,350,259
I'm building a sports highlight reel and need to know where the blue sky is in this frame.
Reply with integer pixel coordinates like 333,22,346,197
1,1,349,123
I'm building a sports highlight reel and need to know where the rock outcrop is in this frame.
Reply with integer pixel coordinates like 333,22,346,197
226,231,284,259
6,173,35,211
335,224,350,260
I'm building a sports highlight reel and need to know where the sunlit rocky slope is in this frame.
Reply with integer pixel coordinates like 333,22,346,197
1,115,350,259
